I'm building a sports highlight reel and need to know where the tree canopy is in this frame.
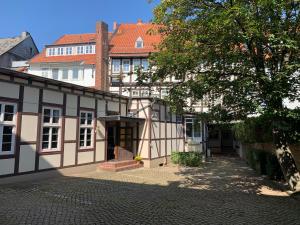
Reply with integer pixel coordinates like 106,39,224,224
150,0,300,122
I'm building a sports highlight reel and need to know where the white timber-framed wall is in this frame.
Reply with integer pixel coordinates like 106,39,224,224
0,68,187,177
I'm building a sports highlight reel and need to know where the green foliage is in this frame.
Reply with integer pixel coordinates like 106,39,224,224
246,149,283,180
150,0,300,123
233,110,300,144
171,151,202,167
233,116,273,144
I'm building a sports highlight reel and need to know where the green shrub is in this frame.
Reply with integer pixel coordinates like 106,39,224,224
171,151,202,167
246,149,283,180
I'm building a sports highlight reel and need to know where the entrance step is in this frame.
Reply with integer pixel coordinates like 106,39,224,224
98,160,143,172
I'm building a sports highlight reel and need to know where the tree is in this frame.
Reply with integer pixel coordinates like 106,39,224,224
149,0,300,191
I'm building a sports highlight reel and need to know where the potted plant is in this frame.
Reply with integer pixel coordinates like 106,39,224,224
134,155,143,165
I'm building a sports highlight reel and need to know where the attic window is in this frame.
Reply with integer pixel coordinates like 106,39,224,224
135,37,143,48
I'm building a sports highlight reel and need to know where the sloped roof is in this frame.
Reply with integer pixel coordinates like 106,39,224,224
30,49,96,65
48,33,96,46
0,35,28,56
109,23,162,56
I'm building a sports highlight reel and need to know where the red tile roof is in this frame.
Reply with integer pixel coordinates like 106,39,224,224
50,33,96,46
30,49,96,65
29,22,163,64
109,23,162,56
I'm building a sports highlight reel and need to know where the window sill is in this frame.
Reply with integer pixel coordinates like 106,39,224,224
78,148,94,152
39,150,61,155
0,154,15,159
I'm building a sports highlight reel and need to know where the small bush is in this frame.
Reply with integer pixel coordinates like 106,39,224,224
246,149,283,180
171,151,202,167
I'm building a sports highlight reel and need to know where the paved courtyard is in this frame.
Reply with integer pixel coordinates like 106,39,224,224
0,156,299,225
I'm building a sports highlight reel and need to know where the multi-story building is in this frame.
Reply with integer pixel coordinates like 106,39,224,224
28,20,207,152
0,31,38,70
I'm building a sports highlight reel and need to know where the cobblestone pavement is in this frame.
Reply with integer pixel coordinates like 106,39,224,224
0,156,299,225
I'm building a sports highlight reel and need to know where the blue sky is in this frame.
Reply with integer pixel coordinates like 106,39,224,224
0,0,160,50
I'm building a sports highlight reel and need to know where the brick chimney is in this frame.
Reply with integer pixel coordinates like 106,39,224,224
95,21,109,91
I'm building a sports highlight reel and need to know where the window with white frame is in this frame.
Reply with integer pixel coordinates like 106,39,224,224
142,59,149,71
48,48,56,56
57,47,64,55
122,59,130,73
141,90,149,97
41,107,61,151
132,90,139,97
85,45,93,54
72,68,79,80
133,59,140,72
66,47,73,55
112,59,121,73
0,102,16,155
185,118,201,140
79,111,94,148
41,68,48,77
77,46,84,54
52,68,59,80
62,68,69,80
161,89,169,98
135,37,144,48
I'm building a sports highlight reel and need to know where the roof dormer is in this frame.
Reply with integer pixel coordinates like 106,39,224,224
135,37,144,48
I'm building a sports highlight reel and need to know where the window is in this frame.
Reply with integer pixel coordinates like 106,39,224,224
112,59,121,73
141,90,149,97
135,37,144,48
133,59,140,72
132,90,139,97
85,45,93,54
122,59,130,73
161,89,169,98
57,47,64,55
185,118,201,140
142,59,149,71
62,69,69,80
66,47,73,55
77,46,84,54
48,48,56,56
79,111,94,148
41,108,61,151
72,68,79,80
0,103,16,155
41,68,48,77
52,69,59,80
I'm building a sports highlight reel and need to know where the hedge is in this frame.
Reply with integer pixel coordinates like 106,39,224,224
171,151,202,167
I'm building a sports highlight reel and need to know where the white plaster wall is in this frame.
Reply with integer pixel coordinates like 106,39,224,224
96,120,105,139
160,140,166,156
39,154,61,170
64,118,77,140
0,82,19,99
77,151,94,164
107,101,119,112
19,144,36,173
80,96,95,108
151,122,160,139
151,141,159,159
138,140,149,158
23,86,39,113
167,140,172,155
63,143,76,166
120,103,127,116
0,158,14,175
43,90,63,105
160,123,165,139
28,64,95,87
66,94,77,116
96,141,105,161
20,115,38,142
97,100,106,117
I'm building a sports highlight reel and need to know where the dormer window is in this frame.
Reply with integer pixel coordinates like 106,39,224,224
135,37,143,48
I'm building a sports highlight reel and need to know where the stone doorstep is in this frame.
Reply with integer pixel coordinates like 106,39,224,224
98,160,143,172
